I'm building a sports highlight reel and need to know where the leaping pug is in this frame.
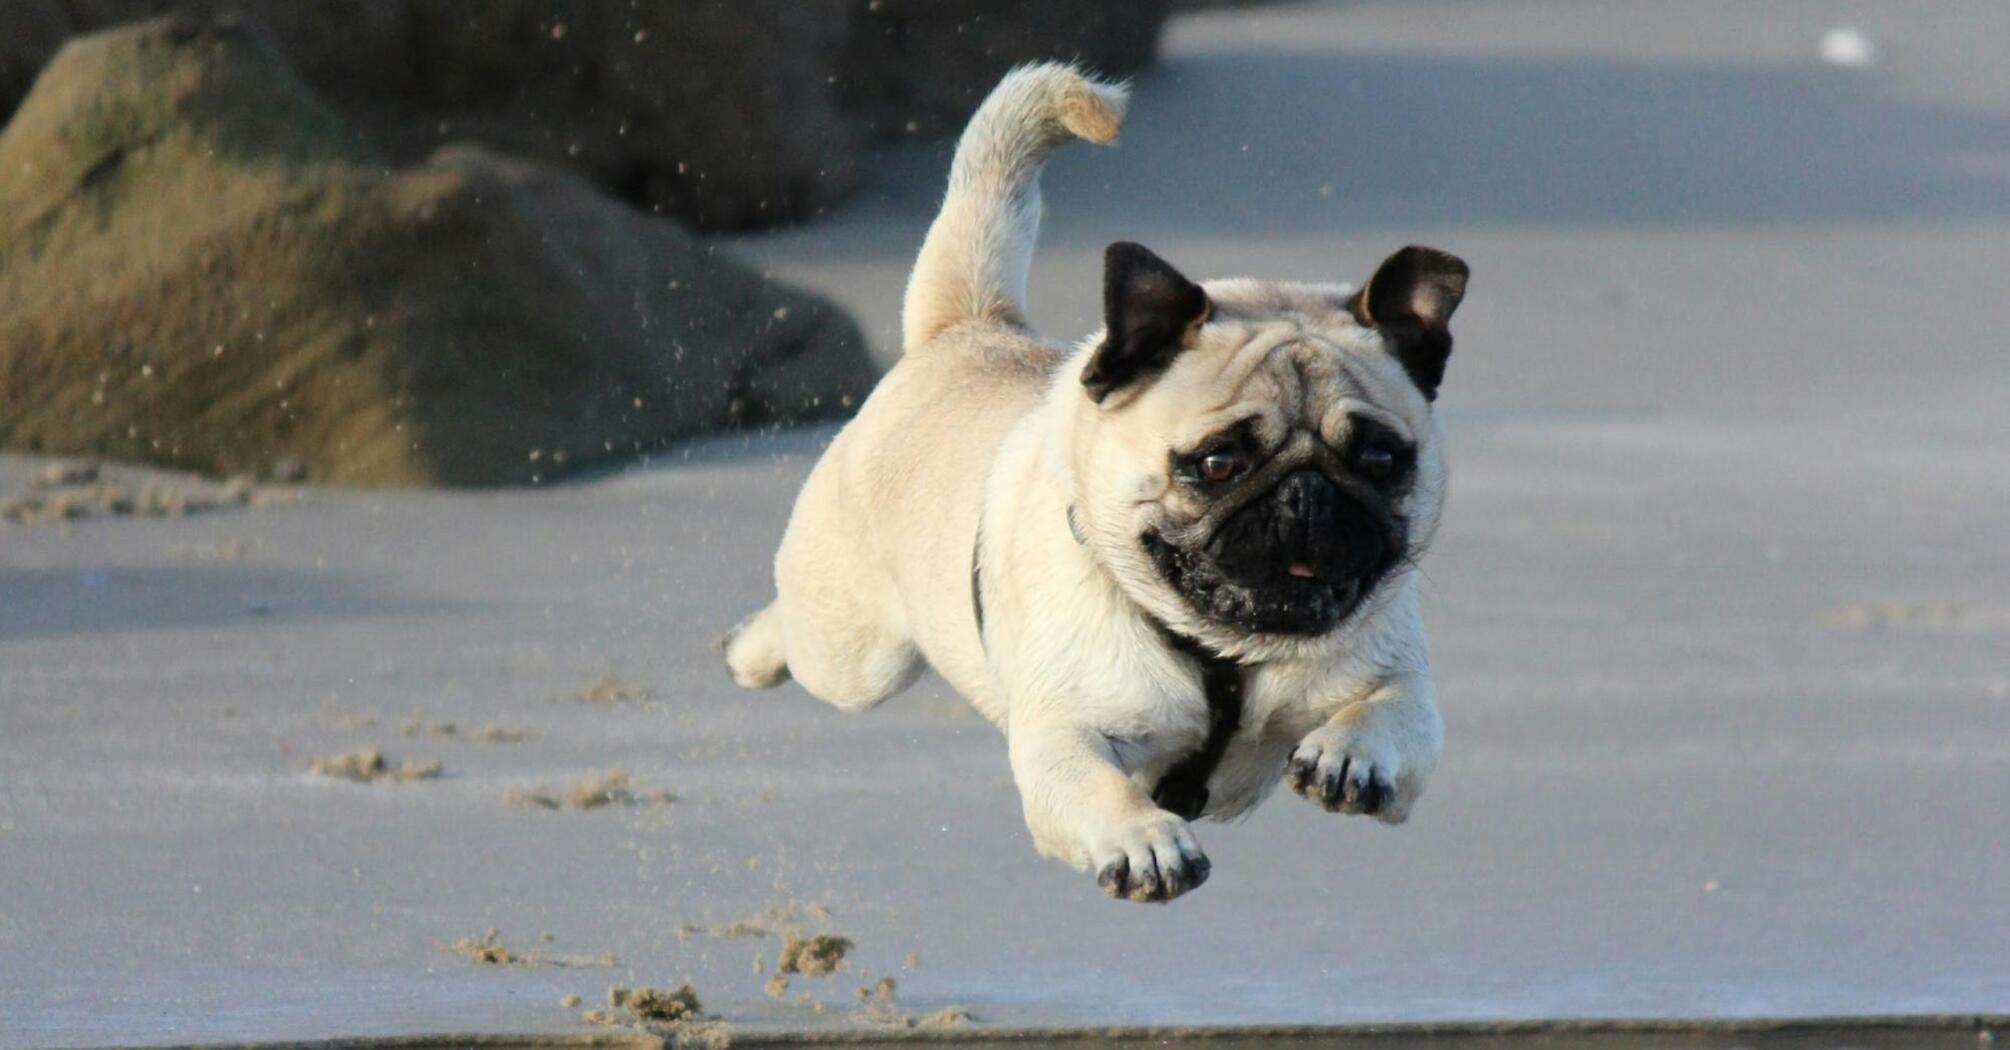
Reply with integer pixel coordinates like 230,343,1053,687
725,63,1468,903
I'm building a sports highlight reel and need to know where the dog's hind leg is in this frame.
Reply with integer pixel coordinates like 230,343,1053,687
722,603,790,689
723,590,919,710
900,63,1128,354
773,604,921,714
767,548,923,711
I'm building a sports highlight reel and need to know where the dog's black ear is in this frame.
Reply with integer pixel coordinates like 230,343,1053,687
1348,246,1469,401
1082,241,1210,404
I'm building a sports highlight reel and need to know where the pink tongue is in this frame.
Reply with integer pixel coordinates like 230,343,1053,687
1288,562,1317,579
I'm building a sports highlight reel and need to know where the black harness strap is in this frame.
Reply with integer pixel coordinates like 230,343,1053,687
1150,626,1246,820
971,516,1247,822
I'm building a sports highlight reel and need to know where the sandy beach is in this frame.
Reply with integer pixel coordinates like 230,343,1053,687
3,1,2008,1045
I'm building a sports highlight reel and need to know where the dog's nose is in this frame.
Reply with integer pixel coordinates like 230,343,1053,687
1277,469,1337,526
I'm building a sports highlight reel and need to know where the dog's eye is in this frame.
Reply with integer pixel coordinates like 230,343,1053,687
1199,452,1247,484
1357,445,1397,480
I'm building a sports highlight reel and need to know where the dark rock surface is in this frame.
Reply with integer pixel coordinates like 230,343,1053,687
0,0,1174,230
0,18,876,486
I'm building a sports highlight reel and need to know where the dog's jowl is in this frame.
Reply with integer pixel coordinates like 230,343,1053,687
725,63,1469,903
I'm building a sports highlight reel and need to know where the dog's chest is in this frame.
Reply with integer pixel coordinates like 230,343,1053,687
1127,654,1312,821
1201,673,1317,818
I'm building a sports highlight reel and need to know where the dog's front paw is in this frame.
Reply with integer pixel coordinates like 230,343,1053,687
1288,722,1422,823
1085,810,1210,904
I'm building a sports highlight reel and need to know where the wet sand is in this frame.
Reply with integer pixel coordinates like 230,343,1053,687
5,0,2010,1046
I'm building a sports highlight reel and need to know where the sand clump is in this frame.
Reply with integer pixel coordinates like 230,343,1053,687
454,928,519,965
508,770,675,811
776,932,851,977
455,929,616,969
852,977,973,1029
576,673,651,705
611,982,700,1022
603,982,734,1047
677,898,838,947
310,750,441,783
679,918,770,942
339,716,528,742
564,770,674,809
401,719,528,742
506,788,560,810
1,463,299,527
731,899,833,933
1820,601,2010,632
913,1006,974,1029
855,976,897,1006
666,1022,732,1050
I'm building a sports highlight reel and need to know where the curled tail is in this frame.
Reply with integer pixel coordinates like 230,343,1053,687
900,63,1129,354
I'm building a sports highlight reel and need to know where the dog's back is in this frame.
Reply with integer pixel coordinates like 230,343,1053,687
725,65,1129,716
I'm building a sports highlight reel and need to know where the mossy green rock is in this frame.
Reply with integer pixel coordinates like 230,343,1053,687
0,17,876,487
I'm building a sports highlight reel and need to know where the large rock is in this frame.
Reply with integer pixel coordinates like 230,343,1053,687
339,0,865,231
0,18,876,487
0,1,861,230
0,1,1172,231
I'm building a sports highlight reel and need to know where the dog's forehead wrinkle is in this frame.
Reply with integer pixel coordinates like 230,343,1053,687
1243,327,1320,392
1292,353,1319,423
1320,349,1426,438
1335,400,1418,447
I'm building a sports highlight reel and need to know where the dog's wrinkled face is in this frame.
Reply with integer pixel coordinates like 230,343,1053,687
1072,243,1467,649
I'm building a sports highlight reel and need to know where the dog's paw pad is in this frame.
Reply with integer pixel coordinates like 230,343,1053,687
1089,812,1209,904
1288,729,1404,821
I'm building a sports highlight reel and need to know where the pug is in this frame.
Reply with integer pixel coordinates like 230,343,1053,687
724,63,1467,903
